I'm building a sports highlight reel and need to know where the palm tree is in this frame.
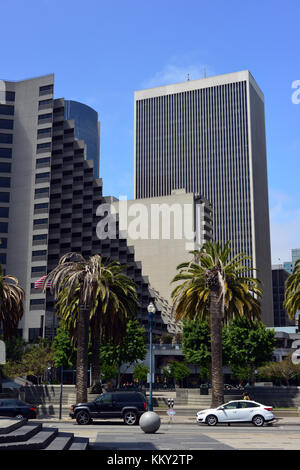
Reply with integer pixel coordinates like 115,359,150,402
58,258,139,393
284,259,300,329
0,265,25,341
0,265,25,393
46,253,138,401
89,263,138,393
171,241,262,407
44,252,101,403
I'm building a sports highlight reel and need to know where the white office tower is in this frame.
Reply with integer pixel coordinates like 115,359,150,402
134,71,273,325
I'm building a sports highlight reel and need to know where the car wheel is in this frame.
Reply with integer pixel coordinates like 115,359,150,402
15,414,25,420
123,410,138,425
206,414,218,426
252,415,264,427
76,410,91,425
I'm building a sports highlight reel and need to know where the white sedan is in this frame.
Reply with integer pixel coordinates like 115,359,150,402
196,400,275,427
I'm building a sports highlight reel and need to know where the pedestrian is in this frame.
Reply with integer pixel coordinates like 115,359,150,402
243,392,250,400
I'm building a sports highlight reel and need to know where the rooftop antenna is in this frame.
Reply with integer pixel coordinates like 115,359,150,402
204,66,207,78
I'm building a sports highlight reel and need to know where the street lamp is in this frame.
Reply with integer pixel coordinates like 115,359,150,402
147,301,156,411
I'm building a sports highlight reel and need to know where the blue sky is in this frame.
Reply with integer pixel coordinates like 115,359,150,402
1,0,299,263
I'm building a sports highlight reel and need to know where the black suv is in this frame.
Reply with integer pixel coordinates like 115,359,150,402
70,391,147,425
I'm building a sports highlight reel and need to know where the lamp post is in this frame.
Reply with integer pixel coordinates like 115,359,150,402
147,301,156,411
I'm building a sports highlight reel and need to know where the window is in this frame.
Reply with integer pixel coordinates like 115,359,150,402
35,187,49,195
34,203,48,210
32,250,47,256
239,402,260,408
95,393,112,404
0,238,7,248
31,266,46,273
33,234,47,241
37,143,51,150
38,99,53,109
0,119,13,130
0,104,14,115
0,134,13,144
0,193,10,202
30,298,45,305
0,148,12,158
0,177,10,187
5,91,15,102
39,84,53,95
0,222,8,232
37,128,51,136
0,253,6,264
38,113,52,122
222,402,239,410
33,218,48,225
0,162,11,173
35,172,50,180
36,157,50,166
0,207,9,218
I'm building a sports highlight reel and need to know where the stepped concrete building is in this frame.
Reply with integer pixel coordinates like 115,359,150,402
134,70,273,325
112,190,213,306
0,74,170,341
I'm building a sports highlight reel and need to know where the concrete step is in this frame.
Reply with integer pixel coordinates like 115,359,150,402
0,423,42,443
0,417,26,435
69,437,89,450
43,432,74,450
0,418,90,450
0,427,58,450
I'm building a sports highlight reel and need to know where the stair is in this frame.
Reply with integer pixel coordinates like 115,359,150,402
0,418,89,450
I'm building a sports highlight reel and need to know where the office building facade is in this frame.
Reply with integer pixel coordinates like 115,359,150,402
134,70,273,325
0,75,169,341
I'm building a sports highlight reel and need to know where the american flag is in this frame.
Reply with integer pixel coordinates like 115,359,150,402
34,275,52,289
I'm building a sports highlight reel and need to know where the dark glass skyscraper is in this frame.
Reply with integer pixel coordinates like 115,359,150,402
64,100,100,177
134,70,273,325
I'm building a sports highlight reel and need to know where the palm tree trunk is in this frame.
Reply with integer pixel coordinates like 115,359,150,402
209,289,224,408
76,304,90,403
90,314,102,394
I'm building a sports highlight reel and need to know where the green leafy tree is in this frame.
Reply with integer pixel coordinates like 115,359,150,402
22,339,53,384
172,241,262,407
52,324,77,369
3,339,53,384
100,363,118,384
2,336,26,362
222,317,276,384
258,355,300,386
162,361,191,387
182,318,211,381
100,319,146,387
133,364,149,385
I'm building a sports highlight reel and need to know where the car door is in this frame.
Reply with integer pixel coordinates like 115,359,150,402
94,393,113,418
219,401,240,422
238,401,261,422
